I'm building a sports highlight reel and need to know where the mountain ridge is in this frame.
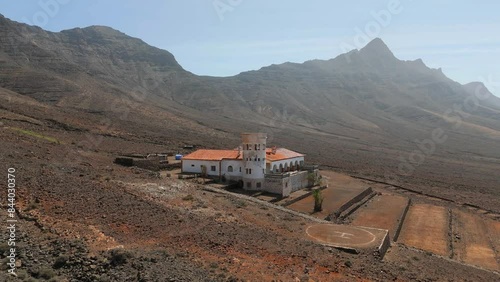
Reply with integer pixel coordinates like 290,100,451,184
1,14,500,212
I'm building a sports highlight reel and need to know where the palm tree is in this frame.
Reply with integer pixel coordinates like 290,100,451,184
312,189,324,212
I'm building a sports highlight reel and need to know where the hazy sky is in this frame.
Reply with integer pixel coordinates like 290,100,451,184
2,0,499,97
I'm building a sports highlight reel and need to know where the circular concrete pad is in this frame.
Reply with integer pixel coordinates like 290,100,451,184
306,224,376,248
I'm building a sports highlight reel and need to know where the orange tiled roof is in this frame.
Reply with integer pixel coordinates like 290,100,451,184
182,148,303,162
182,149,242,161
266,148,304,163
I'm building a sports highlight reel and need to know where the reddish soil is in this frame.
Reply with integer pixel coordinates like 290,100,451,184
399,204,449,257
1,116,499,280
452,210,499,271
287,172,369,219
487,220,500,262
350,194,409,239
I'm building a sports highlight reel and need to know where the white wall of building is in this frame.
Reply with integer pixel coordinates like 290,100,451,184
269,157,305,173
221,159,244,178
180,132,307,195
181,160,221,177
182,156,305,179
241,133,267,181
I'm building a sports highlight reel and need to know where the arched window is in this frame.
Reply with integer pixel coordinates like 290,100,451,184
228,166,233,172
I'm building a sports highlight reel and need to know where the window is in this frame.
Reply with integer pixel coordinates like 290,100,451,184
246,168,252,175
256,182,261,188
191,164,195,167
255,144,257,150
239,167,242,172
228,166,233,172
211,166,216,172
257,158,260,161
258,144,261,150
247,182,251,188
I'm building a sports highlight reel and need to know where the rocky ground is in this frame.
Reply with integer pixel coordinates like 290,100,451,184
1,14,499,281
1,119,499,281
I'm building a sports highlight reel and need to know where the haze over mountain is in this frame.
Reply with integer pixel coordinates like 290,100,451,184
1,14,499,211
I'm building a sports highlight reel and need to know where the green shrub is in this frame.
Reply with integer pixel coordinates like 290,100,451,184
0,242,10,255
38,267,56,279
233,199,247,208
26,202,39,211
109,249,132,266
307,172,316,186
53,255,69,269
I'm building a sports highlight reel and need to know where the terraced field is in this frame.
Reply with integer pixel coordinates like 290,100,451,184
452,210,499,271
398,204,450,256
350,194,409,239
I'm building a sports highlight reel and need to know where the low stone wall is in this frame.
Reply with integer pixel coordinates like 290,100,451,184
134,159,170,171
393,198,411,242
164,163,181,171
331,187,373,219
264,176,287,196
115,156,171,171
264,171,310,197
114,157,134,167
377,231,391,259
281,185,328,207
338,191,377,220
202,185,390,257
225,175,242,183
289,171,309,193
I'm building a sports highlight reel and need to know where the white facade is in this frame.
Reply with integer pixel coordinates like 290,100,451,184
241,133,267,190
181,133,306,193
268,157,305,174
221,159,243,181
182,156,305,178
181,159,221,177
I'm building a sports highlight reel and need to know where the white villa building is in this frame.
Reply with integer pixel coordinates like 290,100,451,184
181,133,316,196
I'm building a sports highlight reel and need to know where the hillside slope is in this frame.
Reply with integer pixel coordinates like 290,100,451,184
0,14,499,211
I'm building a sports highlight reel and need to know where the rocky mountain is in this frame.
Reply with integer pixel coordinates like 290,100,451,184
1,13,500,211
